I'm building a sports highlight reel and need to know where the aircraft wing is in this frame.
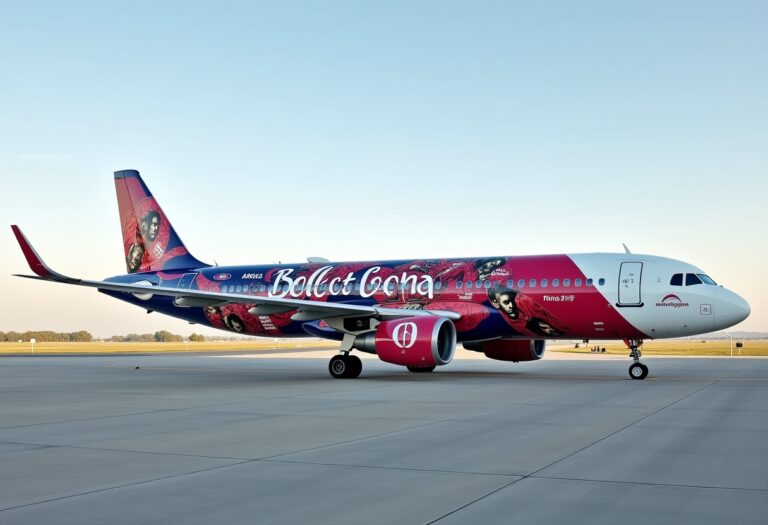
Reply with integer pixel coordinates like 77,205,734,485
11,226,460,323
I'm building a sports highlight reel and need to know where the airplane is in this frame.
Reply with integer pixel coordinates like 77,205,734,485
11,170,750,380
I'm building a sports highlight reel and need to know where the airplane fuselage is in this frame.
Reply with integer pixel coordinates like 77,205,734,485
103,252,747,343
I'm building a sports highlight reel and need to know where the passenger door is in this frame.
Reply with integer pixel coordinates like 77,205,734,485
617,262,643,306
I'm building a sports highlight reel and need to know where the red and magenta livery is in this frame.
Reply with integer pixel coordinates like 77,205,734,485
12,170,750,380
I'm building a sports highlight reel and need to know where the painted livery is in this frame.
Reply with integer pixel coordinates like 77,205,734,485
12,170,750,380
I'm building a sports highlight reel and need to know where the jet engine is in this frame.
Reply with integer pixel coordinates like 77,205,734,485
463,339,546,362
354,316,456,367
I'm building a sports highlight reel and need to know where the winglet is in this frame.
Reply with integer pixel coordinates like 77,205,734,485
10,225,80,283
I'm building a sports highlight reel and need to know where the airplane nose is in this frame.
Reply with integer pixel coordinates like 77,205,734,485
715,288,751,329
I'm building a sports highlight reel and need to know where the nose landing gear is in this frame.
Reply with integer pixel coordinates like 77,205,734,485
625,339,648,380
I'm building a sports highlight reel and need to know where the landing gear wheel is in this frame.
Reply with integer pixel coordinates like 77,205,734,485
347,355,362,378
629,363,648,380
329,354,362,379
407,366,436,373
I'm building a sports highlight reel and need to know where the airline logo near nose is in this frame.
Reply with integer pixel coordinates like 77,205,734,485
656,294,690,308
393,322,417,349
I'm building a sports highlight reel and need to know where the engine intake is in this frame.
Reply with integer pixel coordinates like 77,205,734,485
354,316,456,367
463,339,546,362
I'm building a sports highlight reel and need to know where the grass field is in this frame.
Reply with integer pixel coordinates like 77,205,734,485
0,340,338,354
1,339,766,356
557,339,768,357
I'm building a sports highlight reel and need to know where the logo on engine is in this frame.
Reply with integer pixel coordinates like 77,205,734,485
393,322,417,349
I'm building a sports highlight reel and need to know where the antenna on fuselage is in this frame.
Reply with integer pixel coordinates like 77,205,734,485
622,243,631,254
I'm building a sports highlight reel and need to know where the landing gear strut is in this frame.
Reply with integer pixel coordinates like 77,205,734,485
625,339,648,380
329,353,362,379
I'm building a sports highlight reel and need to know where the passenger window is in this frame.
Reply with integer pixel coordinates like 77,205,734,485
563,278,571,287
466,281,473,289
507,279,514,288
541,279,548,288
574,278,582,287
475,280,482,288
552,279,560,288
456,281,463,289
686,273,703,286
586,278,593,286
518,279,525,289
670,273,683,286
435,281,442,290
529,279,537,288
485,280,491,289
598,278,605,286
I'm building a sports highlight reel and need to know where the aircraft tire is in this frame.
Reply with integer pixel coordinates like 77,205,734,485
347,355,362,378
329,354,362,379
629,363,646,380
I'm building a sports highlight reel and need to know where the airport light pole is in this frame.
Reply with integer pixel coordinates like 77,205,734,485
721,331,733,356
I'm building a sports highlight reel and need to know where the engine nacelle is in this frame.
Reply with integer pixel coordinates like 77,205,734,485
463,339,546,362
354,316,456,367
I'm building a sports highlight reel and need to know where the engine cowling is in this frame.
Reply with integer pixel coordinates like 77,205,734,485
463,339,546,362
354,316,456,367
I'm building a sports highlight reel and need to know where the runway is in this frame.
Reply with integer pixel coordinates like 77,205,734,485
1,351,766,524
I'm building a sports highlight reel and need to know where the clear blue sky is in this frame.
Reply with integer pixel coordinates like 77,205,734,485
1,1,765,337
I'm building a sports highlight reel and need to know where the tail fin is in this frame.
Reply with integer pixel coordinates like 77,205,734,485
114,170,208,274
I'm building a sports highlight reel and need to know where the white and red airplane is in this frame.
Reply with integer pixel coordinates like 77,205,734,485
12,170,750,379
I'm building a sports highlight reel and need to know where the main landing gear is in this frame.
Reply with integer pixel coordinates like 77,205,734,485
329,353,362,379
626,338,648,380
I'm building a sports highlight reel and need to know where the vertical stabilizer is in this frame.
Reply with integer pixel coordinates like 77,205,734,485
114,170,207,274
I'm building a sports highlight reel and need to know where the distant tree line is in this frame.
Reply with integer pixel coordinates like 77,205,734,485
0,330,94,342
1,330,205,342
107,331,190,342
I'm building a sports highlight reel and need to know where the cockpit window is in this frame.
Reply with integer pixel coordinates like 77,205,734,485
685,273,703,286
670,273,683,286
698,274,717,285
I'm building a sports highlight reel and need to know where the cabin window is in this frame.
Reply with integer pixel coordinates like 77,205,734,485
529,279,537,288
541,279,548,288
484,280,491,289
456,281,463,289
507,279,514,288
466,281,473,289
686,273,703,286
563,278,570,287
518,279,525,289
670,273,683,286
475,280,482,288
598,278,605,286
574,278,582,287
586,278,593,286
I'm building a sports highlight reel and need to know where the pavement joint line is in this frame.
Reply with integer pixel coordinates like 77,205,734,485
257,457,521,478
428,370,742,524
0,459,256,514
425,477,525,525
0,409,180,431
528,474,768,493
0,440,253,461
256,419,449,462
